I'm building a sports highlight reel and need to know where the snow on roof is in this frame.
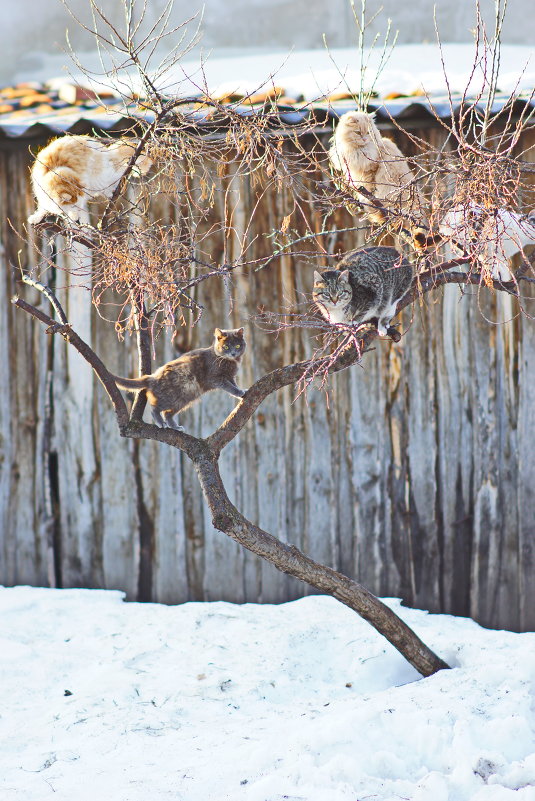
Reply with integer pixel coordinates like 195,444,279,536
0,44,533,139
178,43,535,102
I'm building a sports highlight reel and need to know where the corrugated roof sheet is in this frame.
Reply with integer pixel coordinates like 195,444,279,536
0,81,533,139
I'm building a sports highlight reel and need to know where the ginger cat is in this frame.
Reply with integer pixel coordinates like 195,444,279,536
329,111,426,231
28,134,152,224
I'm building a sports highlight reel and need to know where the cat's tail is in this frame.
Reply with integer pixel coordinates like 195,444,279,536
411,226,429,252
112,374,153,390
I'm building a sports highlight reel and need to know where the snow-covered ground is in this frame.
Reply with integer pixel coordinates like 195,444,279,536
1,587,534,801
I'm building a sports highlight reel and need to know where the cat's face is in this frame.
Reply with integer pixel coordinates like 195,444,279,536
214,327,246,358
337,111,375,145
312,270,353,324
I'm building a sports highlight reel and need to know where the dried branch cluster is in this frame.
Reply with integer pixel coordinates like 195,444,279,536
22,0,531,343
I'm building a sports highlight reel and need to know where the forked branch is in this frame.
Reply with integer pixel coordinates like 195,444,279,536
12,276,450,677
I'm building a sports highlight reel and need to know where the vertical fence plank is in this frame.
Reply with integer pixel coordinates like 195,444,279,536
436,284,474,617
518,284,535,631
53,237,102,587
94,299,140,600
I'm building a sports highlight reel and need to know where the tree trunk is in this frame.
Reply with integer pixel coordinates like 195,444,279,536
192,445,450,678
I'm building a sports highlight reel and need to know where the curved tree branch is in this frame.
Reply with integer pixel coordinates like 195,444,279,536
20,274,69,324
207,339,369,455
12,294,130,430
31,220,99,250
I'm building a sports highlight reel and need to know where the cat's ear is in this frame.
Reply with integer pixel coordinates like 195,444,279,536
339,269,350,283
236,327,244,336
214,328,222,338
313,270,323,285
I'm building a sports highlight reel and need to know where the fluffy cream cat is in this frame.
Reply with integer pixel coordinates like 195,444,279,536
28,134,152,224
439,203,535,282
329,111,426,230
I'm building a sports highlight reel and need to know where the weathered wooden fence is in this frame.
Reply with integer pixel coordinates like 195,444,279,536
0,124,534,631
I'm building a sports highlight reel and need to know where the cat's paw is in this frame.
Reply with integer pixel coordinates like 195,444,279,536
27,211,60,226
386,326,401,342
168,421,185,432
27,211,45,225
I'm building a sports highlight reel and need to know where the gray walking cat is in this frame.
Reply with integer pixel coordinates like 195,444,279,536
113,327,246,431
312,246,412,339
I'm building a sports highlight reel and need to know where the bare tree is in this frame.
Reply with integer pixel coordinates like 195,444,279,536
12,0,535,676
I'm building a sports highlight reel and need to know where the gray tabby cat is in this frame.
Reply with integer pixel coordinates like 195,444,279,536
312,246,412,339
